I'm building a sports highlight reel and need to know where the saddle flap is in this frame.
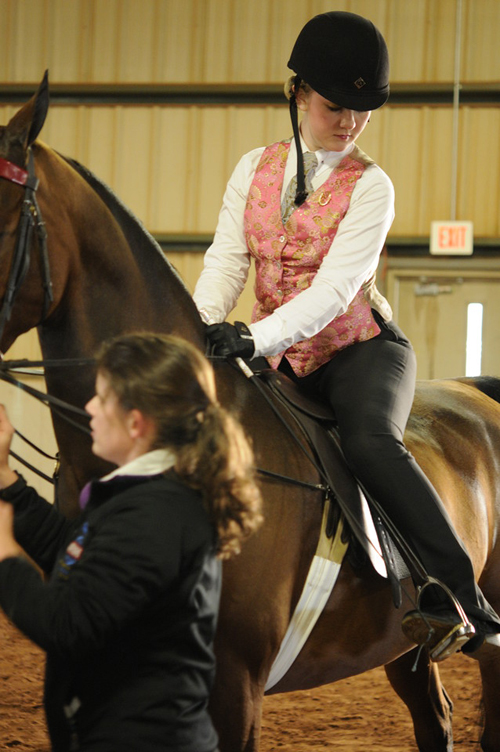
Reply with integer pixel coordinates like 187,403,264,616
311,423,387,578
260,368,410,597
259,367,336,422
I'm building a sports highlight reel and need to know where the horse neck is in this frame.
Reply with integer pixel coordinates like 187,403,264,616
36,145,204,365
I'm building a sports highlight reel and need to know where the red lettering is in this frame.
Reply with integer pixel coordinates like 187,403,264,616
438,226,467,249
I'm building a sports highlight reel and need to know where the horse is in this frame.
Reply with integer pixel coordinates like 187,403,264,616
1,73,500,752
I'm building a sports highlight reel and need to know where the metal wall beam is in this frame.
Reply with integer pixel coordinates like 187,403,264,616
2,82,500,106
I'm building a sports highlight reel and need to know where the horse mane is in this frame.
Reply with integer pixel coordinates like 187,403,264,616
59,152,191,297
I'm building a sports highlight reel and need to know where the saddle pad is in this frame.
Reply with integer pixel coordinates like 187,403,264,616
265,498,348,691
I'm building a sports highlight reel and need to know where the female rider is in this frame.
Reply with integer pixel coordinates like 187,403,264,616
193,10,500,661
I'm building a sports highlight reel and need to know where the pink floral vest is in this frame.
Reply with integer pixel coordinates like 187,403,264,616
244,140,381,377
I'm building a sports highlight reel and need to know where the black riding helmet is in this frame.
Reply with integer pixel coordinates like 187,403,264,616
287,11,390,205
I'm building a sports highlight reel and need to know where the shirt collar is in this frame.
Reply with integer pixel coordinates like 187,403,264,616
295,131,354,169
101,448,176,482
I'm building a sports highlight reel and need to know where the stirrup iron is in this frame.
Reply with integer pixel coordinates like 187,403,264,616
415,577,475,662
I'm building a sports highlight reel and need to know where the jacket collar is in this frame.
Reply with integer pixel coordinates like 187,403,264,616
79,449,176,511
101,448,176,482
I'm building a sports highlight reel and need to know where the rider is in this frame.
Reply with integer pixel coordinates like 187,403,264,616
193,10,500,661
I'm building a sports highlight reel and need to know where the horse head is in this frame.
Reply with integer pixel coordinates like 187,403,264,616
0,73,206,515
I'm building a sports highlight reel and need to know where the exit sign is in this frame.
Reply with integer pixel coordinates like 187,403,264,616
430,221,473,255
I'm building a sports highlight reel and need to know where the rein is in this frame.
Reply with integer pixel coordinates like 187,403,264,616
208,354,330,495
0,358,91,428
0,357,93,485
0,148,54,344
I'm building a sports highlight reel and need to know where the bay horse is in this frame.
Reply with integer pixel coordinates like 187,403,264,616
1,73,500,752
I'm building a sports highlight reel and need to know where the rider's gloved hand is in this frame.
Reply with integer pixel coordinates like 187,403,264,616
206,321,255,359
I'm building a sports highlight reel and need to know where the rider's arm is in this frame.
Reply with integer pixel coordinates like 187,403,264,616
193,147,265,323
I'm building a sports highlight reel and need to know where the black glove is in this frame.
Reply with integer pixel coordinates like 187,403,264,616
206,321,255,358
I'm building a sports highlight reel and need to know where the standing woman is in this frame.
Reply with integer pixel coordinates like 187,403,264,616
0,333,262,752
194,11,500,660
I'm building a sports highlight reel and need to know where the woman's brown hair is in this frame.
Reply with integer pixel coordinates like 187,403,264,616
96,332,262,558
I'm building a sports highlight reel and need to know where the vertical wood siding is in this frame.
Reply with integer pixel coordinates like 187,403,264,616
2,101,498,237
1,0,500,83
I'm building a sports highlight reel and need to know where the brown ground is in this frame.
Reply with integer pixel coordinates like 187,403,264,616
0,611,484,751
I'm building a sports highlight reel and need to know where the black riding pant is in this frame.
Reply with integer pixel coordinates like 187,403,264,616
279,312,500,631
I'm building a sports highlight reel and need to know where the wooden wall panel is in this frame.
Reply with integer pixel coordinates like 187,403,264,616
385,0,457,82
463,0,500,81
2,101,496,238
362,106,458,237
2,0,48,81
457,107,500,236
1,0,500,84
165,250,257,325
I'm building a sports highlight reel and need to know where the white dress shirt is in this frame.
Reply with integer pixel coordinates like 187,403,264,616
193,136,395,358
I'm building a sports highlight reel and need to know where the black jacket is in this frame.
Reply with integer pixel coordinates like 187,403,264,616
0,472,221,752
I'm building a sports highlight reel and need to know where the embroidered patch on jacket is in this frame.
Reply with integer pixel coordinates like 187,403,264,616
56,522,89,579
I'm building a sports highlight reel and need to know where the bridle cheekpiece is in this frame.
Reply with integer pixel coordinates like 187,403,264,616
0,148,53,347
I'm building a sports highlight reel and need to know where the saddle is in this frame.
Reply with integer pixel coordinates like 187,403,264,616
248,358,410,607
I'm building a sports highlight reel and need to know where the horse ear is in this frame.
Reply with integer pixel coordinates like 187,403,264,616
27,70,50,145
6,70,50,150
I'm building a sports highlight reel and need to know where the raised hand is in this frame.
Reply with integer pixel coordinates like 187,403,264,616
0,405,19,490
0,500,22,560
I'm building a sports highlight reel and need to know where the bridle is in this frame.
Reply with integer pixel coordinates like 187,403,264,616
0,149,90,485
0,147,54,346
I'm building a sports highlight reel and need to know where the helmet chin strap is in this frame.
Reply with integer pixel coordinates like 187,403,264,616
289,76,308,207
